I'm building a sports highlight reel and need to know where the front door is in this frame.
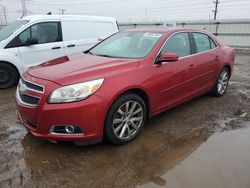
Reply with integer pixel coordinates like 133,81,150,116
17,22,65,70
153,32,195,111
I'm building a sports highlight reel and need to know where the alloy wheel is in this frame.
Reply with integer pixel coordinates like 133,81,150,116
217,69,229,95
112,101,144,140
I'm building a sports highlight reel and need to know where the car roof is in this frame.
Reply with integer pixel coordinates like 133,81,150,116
125,27,206,34
20,14,117,22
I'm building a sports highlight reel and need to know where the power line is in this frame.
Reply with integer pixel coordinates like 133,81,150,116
32,0,204,6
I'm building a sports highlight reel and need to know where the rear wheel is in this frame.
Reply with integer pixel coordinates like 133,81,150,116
210,67,230,97
104,93,147,145
0,62,19,89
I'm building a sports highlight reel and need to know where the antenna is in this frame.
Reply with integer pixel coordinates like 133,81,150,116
59,9,66,15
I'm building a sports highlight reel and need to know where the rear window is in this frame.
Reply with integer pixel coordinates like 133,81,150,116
193,32,217,53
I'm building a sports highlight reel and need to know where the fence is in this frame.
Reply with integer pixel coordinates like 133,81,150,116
119,20,250,49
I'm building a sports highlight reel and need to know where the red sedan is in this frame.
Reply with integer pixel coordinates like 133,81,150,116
16,28,235,145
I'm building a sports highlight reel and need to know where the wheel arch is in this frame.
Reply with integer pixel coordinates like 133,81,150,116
224,64,231,77
120,88,150,117
103,87,151,143
103,87,151,133
0,60,20,78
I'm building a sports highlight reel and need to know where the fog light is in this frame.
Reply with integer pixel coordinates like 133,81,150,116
51,125,83,135
65,126,75,134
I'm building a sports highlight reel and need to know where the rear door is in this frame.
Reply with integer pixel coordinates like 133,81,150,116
189,32,219,93
17,22,65,70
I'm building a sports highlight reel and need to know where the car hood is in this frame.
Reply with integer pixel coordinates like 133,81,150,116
28,53,139,85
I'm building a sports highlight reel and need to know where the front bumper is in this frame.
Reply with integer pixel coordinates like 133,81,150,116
16,74,108,142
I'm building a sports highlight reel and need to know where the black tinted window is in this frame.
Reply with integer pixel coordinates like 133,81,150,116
19,27,31,45
161,32,191,58
31,22,60,44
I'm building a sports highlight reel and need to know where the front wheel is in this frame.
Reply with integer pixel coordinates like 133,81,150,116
0,62,19,89
104,93,147,145
210,67,230,97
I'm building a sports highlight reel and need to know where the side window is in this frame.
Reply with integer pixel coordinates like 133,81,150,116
6,22,61,48
161,32,191,58
30,22,61,44
193,33,212,53
209,38,217,49
19,27,31,44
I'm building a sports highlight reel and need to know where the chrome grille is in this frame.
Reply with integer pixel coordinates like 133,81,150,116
19,93,40,105
17,78,44,107
20,78,44,93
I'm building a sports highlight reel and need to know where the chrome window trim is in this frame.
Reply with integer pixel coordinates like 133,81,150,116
153,30,219,66
21,77,45,94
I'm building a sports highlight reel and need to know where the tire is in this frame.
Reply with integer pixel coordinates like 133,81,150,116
104,93,147,145
210,67,230,97
0,62,19,89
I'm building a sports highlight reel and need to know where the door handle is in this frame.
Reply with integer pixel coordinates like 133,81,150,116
215,56,220,61
67,44,76,48
189,64,195,69
52,46,61,50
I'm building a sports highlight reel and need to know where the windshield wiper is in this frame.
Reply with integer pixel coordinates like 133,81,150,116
97,54,114,58
84,51,114,58
84,50,93,55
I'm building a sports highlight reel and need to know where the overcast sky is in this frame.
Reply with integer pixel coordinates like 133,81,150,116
0,0,250,24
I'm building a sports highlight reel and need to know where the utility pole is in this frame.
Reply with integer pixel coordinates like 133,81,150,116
213,0,219,20
21,0,28,17
0,5,7,24
3,7,7,24
59,9,66,15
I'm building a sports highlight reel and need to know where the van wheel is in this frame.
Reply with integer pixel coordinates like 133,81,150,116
210,67,230,97
0,63,19,89
104,93,147,145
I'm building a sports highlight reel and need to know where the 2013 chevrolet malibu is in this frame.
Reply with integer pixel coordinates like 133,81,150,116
16,28,235,145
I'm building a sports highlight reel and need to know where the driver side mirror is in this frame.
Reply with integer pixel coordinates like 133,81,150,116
26,38,38,46
156,53,179,64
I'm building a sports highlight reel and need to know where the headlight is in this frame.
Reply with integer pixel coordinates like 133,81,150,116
49,78,104,103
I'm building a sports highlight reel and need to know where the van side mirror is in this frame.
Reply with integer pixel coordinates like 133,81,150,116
156,53,179,64
26,38,38,46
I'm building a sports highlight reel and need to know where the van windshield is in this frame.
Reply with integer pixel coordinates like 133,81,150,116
89,31,163,59
0,20,29,42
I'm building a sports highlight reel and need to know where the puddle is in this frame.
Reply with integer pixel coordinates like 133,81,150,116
140,124,250,188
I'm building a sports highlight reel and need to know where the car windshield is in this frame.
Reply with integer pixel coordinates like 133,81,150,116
89,31,163,59
0,20,29,42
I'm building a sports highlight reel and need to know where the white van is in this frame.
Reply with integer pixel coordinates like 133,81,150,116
0,15,119,88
